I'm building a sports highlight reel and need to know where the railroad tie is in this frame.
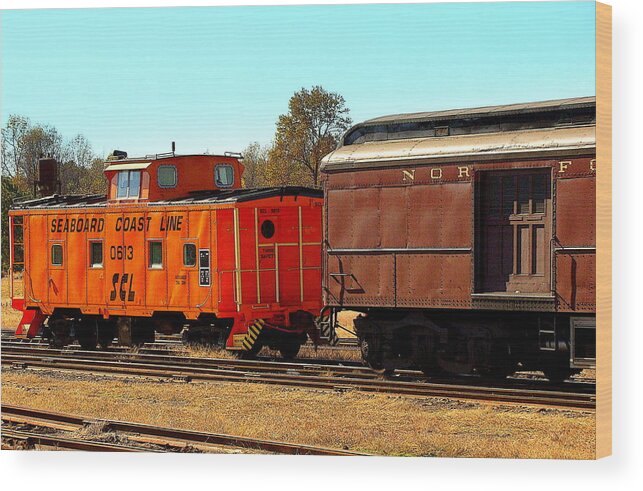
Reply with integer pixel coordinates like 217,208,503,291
242,319,265,351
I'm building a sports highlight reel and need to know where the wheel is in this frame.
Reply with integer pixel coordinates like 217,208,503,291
278,340,301,360
543,367,573,383
481,365,516,380
47,318,71,348
97,320,116,349
48,334,66,349
77,333,97,350
238,341,263,359
75,319,98,350
420,366,445,378
359,336,383,370
131,320,155,346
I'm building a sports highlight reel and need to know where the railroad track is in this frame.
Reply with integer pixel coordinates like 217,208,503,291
1,404,365,455
1,343,596,410
0,335,359,353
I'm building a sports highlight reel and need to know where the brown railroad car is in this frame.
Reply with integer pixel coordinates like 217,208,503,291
9,152,323,358
320,97,596,380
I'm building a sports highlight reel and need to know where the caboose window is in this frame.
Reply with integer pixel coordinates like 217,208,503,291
215,165,234,187
158,165,177,188
90,242,103,268
148,241,163,269
183,244,197,267
51,244,63,266
116,170,141,198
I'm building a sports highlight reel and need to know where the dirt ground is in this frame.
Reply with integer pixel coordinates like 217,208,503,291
1,368,595,459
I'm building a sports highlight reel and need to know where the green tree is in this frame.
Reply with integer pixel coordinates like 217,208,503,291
268,86,351,187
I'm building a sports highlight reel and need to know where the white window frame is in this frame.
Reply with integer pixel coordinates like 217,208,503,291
116,170,142,199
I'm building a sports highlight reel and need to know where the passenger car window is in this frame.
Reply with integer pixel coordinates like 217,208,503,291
215,165,234,187
90,242,103,268
183,243,196,267
158,165,177,188
51,244,63,266
148,241,163,268
117,170,141,198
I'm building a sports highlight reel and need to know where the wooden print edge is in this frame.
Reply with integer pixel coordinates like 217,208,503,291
596,0,612,459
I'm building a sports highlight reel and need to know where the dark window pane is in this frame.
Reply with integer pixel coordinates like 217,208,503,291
501,176,515,217
518,175,530,214
90,242,103,267
158,166,177,188
149,241,163,268
51,244,63,266
183,243,196,267
533,174,547,214
484,177,501,217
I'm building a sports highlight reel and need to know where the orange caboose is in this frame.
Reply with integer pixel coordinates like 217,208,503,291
9,152,323,358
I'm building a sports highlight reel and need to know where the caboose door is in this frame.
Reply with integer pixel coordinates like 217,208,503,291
476,168,552,294
48,239,67,304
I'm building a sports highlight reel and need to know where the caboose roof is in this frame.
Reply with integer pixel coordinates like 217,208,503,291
104,153,240,164
10,187,322,211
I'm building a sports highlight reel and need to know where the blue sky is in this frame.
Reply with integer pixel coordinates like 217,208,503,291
1,2,596,157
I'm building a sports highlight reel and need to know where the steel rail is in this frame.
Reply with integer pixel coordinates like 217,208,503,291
1,343,597,391
0,341,597,386
1,405,367,455
1,348,596,410
1,344,370,377
1,428,153,452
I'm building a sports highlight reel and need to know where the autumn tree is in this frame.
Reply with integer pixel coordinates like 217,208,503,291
241,141,271,188
268,86,351,187
1,116,105,197
0,177,22,273
1,116,106,272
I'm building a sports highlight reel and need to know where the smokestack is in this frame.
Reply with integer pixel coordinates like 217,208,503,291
172,141,176,154
36,157,61,197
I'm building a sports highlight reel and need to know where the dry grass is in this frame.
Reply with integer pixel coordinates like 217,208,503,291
175,344,238,359
1,275,22,329
336,310,358,337
1,368,595,458
175,343,362,363
294,345,362,361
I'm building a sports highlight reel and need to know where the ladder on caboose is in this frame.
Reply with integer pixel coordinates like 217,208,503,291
9,215,25,308
9,215,45,338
